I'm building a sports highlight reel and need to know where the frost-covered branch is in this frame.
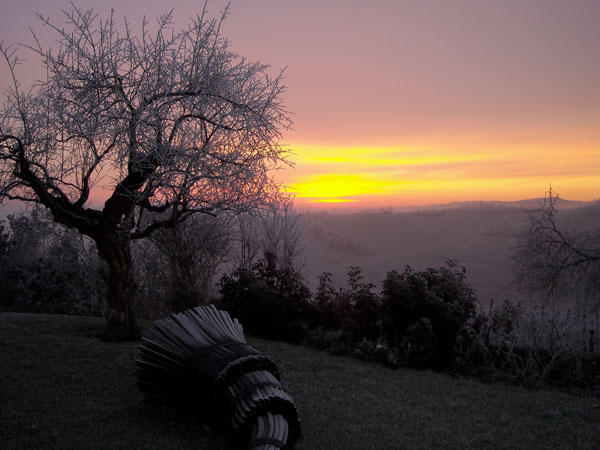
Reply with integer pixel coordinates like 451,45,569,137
0,2,293,340
513,187,600,307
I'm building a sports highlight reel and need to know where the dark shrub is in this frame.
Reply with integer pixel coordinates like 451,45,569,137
218,253,313,342
353,337,399,368
313,271,343,329
0,208,105,316
346,266,381,341
398,318,438,367
304,327,353,355
312,267,381,341
168,288,200,314
381,261,478,368
542,353,600,388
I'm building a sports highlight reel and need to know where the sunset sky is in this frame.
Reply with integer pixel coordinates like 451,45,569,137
1,0,599,210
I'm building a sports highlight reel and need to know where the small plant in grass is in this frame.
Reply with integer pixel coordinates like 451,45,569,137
353,337,400,368
303,327,354,355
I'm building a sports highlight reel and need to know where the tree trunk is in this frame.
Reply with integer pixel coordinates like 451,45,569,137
97,231,140,341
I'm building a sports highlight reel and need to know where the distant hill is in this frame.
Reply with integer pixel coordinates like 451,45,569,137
301,199,600,303
366,198,595,214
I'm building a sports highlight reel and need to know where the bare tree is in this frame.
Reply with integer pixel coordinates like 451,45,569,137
0,4,291,339
234,198,305,272
149,212,234,309
236,211,263,270
513,188,600,310
259,198,306,271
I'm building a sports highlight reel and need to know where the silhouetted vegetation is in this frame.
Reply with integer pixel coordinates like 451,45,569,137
218,251,600,391
219,252,313,342
455,300,600,391
381,262,477,368
2,204,599,392
302,262,479,371
0,206,104,316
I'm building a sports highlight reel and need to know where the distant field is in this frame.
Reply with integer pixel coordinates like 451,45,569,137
2,312,600,450
301,204,600,307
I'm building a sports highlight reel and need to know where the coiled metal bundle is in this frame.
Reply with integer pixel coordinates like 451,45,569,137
136,305,301,449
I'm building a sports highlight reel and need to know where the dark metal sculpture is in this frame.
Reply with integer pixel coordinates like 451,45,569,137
136,305,301,449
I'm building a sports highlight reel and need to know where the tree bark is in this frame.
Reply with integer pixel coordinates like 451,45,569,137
97,231,140,341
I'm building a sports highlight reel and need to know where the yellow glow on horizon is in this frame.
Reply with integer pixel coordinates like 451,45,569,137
278,143,600,209
290,173,398,200
312,199,357,203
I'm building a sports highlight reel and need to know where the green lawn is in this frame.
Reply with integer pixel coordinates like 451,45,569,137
1,312,599,449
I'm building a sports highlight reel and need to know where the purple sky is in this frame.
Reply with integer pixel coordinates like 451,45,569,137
2,0,599,207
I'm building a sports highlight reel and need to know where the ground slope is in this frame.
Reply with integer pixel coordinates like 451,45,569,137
2,312,600,449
